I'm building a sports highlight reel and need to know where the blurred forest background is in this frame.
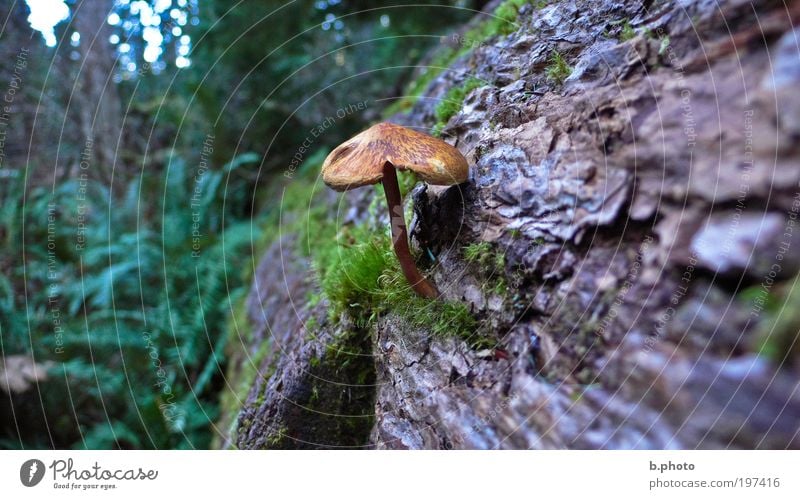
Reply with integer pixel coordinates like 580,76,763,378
0,0,484,449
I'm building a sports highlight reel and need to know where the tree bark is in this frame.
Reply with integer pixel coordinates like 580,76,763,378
71,0,122,185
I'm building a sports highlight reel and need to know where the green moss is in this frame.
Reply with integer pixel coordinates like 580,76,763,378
464,242,505,273
545,50,572,84
314,226,479,344
303,315,320,342
382,46,465,118
381,269,480,343
619,20,636,41
266,425,289,447
569,384,600,402
433,77,486,134
321,327,370,374
217,154,340,446
463,242,511,306
214,288,264,448
465,0,534,43
248,149,485,362
244,150,336,271
494,252,506,273
255,383,267,407
658,36,671,55
316,226,391,319
237,417,253,435
464,242,493,264
278,163,477,342
230,291,253,344
298,318,376,446
746,278,800,365
397,170,418,198
268,159,477,341
383,0,535,118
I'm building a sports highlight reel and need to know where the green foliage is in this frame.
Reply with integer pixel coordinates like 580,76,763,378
546,50,572,84
0,150,259,449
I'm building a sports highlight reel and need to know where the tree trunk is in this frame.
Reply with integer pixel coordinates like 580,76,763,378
71,0,122,185
225,0,800,449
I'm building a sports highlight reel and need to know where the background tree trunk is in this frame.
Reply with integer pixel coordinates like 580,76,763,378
71,0,122,185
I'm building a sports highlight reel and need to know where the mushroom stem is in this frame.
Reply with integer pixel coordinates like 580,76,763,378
381,162,440,299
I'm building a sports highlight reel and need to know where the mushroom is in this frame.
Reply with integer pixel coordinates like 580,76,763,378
321,122,468,298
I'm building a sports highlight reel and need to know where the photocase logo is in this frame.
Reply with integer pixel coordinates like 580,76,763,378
20,459,45,487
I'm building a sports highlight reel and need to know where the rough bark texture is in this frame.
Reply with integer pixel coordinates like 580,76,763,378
226,0,800,449
72,0,123,184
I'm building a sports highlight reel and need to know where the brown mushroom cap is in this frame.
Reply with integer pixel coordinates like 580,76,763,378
321,122,469,192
